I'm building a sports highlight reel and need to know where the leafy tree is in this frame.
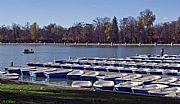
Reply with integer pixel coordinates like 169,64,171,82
138,9,156,43
29,22,39,42
12,23,21,42
80,24,94,42
1,9,180,44
111,16,119,43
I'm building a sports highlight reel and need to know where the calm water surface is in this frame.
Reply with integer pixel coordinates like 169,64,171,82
1,44,180,86
1,44,180,69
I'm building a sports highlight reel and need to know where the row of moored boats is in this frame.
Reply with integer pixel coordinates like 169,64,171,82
2,54,180,98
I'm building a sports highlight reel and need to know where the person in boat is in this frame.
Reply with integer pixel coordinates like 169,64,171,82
24,49,34,53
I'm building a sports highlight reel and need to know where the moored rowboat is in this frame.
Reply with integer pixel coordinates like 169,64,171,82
93,81,114,91
72,81,92,88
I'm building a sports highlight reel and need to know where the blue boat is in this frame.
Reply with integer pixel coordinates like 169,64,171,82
6,66,22,74
170,81,180,87
115,81,143,93
125,62,138,68
96,75,117,82
132,84,168,95
141,63,157,69
164,70,180,76
21,66,37,75
96,61,108,66
42,62,54,67
79,61,92,65
54,60,65,64
93,81,114,91
49,63,62,68
173,61,180,64
107,58,124,62
27,62,45,67
81,71,99,81
83,65,94,71
161,87,180,96
44,69,72,78
29,68,55,77
152,77,178,85
110,63,120,67
153,63,168,69
148,88,176,96
115,74,142,84
96,74,123,82
119,68,133,73
71,64,84,70
67,70,84,80
106,66,121,72
3,73,20,80
149,69,164,75
65,60,80,64
134,75,161,85
133,68,150,74
132,87,150,95
167,64,180,71
94,66,107,71
60,64,72,69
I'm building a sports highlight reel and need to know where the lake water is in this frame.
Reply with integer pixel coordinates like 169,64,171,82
1,44,180,70
1,44,180,86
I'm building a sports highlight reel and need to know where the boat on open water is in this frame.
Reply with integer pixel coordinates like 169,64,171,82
23,49,34,54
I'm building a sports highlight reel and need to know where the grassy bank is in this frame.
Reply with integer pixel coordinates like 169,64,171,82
0,79,180,104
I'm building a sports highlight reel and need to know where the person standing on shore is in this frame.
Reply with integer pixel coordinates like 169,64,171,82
160,48,164,57
11,61,13,66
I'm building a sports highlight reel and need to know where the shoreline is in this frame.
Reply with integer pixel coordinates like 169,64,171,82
0,78,180,104
0,42,179,47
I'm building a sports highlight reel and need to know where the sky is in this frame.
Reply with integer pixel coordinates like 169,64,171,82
0,0,180,28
